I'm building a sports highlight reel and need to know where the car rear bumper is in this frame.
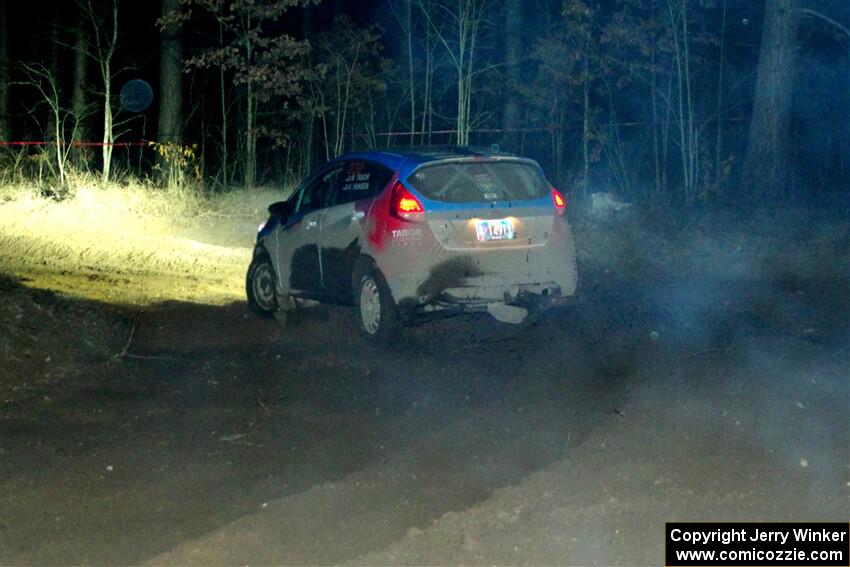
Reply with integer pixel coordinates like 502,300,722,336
370,215,578,320
392,277,575,318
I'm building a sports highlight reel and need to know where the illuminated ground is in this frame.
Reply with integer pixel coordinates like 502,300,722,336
0,197,848,565
0,183,276,305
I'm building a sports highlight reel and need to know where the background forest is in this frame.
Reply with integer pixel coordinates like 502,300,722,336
0,0,848,211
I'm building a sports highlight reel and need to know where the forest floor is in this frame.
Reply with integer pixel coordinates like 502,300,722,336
0,186,848,565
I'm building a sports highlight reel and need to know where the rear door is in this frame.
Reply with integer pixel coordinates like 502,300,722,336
274,164,343,297
318,159,394,301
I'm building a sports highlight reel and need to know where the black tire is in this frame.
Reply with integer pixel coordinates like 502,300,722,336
246,252,279,318
353,261,402,343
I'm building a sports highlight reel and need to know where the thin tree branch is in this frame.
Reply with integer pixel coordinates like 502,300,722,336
801,8,850,38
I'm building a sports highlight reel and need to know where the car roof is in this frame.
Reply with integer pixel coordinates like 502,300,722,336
333,146,540,179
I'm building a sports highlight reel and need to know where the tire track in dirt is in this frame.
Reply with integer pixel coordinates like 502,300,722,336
145,378,621,565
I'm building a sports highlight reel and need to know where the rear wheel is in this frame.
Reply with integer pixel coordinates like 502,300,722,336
354,263,401,343
246,253,278,318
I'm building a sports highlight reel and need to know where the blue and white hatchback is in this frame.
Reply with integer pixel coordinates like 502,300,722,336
247,146,578,341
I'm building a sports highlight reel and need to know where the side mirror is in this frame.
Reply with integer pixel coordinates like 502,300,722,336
268,200,292,219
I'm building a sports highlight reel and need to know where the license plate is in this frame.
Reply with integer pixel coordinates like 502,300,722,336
475,219,515,242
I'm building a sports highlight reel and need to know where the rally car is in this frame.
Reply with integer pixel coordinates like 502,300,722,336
247,146,577,341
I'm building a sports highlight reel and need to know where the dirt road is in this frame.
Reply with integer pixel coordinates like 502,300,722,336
1,247,847,565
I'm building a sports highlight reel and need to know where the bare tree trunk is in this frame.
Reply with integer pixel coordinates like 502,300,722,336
670,1,688,201
502,0,521,149
102,64,113,183
463,6,479,145
682,2,697,199
456,2,467,145
363,92,377,149
662,70,672,198
454,0,484,146
46,13,60,143
333,42,361,157
742,0,800,200
72,14,89,144
647,0,665,203
68,11,92,171
582,57,590,195
300,4,316,174
651,41,661,201
245,85,256,187
0,2,9,142
158,0,183,147
715,0,726,180
405,0,415,144
420,0,433,145
86,0,119,184
244,21,256,189
424,45,433,143
217,21,229,185
556,107,565,183
667,0,697,204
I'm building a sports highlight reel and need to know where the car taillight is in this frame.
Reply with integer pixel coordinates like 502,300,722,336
390,181,424,221
552,188,566,213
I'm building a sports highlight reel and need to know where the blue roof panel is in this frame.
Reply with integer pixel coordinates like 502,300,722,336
334,146,537,180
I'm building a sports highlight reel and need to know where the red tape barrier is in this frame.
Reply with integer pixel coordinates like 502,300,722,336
0,141,149,147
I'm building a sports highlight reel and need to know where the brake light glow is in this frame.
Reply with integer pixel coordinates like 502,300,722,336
398,195,423,213
391,181,424,220
552,188,566,211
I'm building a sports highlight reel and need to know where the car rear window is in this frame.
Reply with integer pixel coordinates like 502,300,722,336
406,161,549,203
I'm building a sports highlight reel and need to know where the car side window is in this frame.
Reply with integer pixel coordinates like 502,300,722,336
329,160,394,207
296,166,343,214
